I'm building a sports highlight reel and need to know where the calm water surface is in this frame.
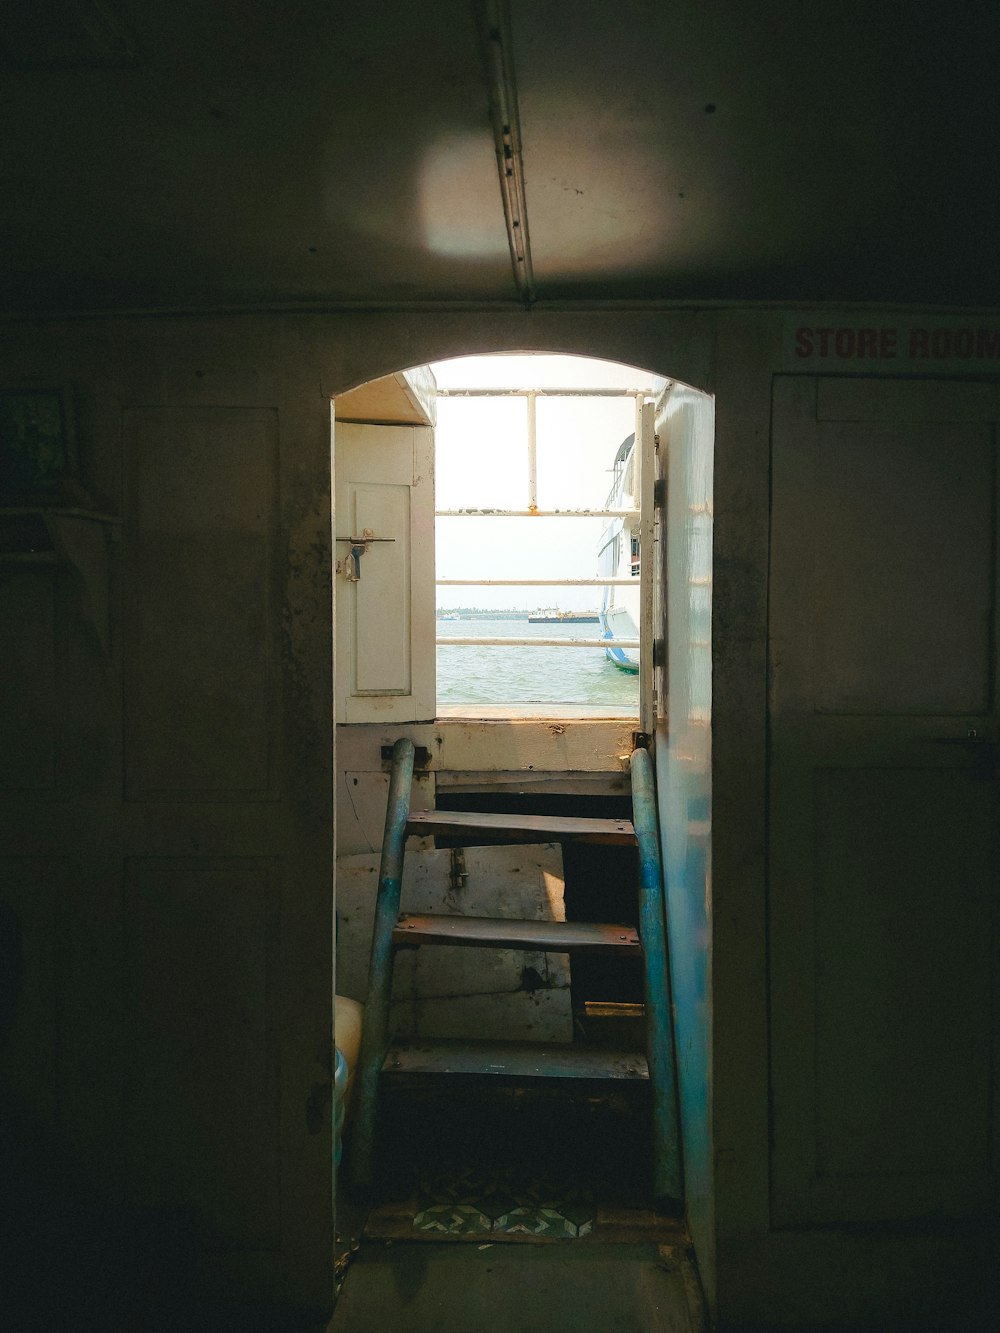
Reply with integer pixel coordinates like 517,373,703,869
436,616,639,709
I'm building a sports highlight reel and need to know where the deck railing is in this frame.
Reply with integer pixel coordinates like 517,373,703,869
434,387,653,720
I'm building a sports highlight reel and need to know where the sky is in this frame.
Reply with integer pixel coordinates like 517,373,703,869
431,353,664,611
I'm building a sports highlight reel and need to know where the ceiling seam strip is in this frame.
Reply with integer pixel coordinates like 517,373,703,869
473,0,536,309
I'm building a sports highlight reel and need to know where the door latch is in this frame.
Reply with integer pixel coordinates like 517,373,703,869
335,529,395,581
449,848,468,892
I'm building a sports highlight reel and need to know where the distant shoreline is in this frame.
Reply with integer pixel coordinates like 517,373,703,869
436,610,527,620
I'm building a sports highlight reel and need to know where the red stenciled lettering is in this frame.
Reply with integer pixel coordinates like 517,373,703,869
834,329,855,358
857,328,877,357
880,328,897,358
976,329,1000,358
908,328,929,357
954,329,974,357
816,327,834,356
794,327,814,358
931,328,951,358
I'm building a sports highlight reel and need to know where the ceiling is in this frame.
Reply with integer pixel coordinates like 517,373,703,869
3,0,999,313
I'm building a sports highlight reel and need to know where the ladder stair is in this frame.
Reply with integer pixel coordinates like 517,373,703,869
406,808,636,845
383,1037,649,1081
349,737,681,1203
392,913,641,953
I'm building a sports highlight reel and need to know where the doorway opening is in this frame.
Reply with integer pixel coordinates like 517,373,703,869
332,349,712,1264
332,351,665,729
431,352,664,723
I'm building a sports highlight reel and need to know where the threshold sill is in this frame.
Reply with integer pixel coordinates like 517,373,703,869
435,703,638,721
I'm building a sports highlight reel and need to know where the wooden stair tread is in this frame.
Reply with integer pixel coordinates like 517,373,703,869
393,913,641,953
406,809,636,845
383,1038,649,1081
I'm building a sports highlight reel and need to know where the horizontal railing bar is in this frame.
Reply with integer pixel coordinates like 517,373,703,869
437,636,639,648
436,578,637,586
436,508,635,518
436,388,652,399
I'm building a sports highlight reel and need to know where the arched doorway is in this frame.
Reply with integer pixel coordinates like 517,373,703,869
331,346,714,1288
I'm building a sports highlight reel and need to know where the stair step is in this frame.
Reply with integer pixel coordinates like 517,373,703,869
393,913,641,953
383,1038,649,1081
406,809,636,846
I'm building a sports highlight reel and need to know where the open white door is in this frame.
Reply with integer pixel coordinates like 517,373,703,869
335,422,436,722
637,397,656,734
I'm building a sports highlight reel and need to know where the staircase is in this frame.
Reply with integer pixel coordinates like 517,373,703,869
348,737,681,1203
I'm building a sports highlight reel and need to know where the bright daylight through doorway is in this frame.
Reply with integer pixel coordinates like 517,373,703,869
432,353,664,716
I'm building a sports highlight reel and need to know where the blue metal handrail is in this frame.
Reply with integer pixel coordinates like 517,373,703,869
630,744,682,1202
349,736,415,1190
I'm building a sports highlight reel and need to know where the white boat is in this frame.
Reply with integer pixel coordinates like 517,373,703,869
597,432,641,672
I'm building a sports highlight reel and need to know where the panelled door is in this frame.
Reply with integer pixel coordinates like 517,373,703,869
769,375,1000,1226
335,422,435,723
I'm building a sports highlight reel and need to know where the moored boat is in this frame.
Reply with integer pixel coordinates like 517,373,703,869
597,432,641,672
527,609,600,623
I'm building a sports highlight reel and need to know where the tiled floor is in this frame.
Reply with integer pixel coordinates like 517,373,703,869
411,1165,596,1237
355,1080,673,1244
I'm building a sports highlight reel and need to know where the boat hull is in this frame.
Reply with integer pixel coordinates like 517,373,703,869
600,600,640,672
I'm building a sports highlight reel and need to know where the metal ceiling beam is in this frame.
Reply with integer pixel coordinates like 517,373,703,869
474,0,536,307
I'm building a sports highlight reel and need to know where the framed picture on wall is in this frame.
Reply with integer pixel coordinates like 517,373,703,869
0,387,75,502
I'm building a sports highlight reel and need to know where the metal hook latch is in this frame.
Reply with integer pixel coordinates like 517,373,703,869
335,529,395,581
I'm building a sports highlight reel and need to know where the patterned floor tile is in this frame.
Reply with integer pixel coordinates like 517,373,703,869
492,1206,592,1238
412,1203,493,1235
551,1198,596,1229
408,1164,597,1237
475,1191,520,1222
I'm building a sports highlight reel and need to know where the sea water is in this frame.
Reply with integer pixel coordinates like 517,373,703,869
436,616,639,710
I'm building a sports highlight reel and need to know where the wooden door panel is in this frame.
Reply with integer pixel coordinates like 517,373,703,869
349,482,411,694
771,762,996,1223
809,425,993,715
123,408,280,800
114,396,331,1303
123,858,281,1248
769,376,1000,1227
334,422,435,723
812,768,993,1180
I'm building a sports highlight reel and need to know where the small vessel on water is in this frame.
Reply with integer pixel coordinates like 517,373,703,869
597,432,641,672
527,609,600,623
